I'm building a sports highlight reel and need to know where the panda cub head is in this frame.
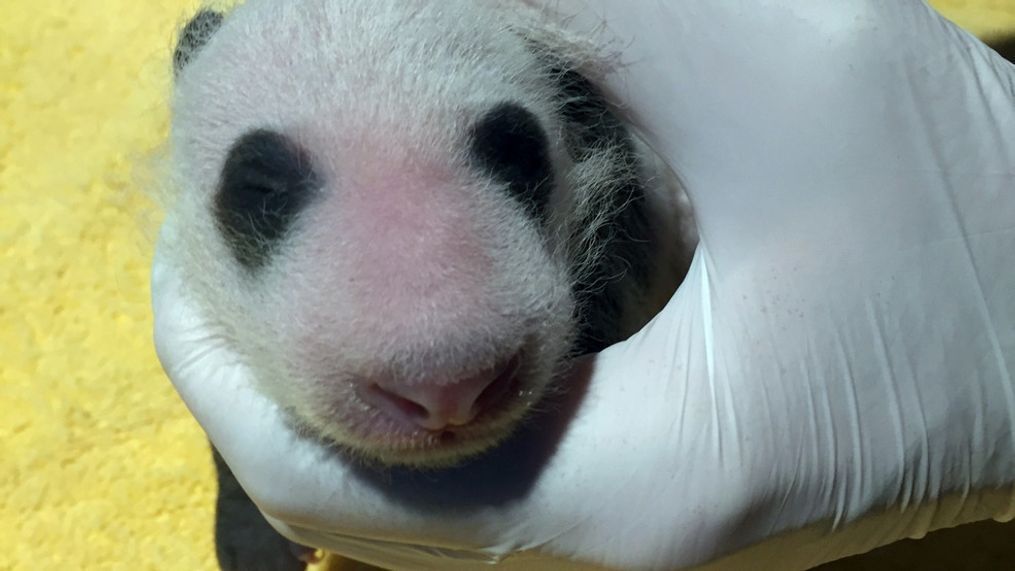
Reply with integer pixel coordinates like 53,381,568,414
164,0,683,466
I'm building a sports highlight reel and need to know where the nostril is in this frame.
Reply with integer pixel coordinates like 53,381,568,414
364,383,430,426
474,355,520,413
357,355,522,432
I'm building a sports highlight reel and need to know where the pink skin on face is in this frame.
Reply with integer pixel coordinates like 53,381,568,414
339,146,494,327
274,134,536,451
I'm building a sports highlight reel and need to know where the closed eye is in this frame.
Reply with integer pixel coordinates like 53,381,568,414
215,129,321,271
469,103,554,223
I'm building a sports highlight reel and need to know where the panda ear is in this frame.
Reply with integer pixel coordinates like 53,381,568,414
173,9,225,77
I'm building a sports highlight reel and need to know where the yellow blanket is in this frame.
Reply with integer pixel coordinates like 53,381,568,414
1,2,1011,570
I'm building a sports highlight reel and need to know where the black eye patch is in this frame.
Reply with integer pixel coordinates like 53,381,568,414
469,103,554,223
215,129,321,271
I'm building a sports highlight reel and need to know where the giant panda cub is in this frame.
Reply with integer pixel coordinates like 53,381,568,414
163,0,695,569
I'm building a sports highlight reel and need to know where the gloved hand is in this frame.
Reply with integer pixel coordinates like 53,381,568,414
152,1,1015,569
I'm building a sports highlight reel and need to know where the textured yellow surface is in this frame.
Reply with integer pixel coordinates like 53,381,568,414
1,1,223,569
0,1,1010,571
933,0,1015,39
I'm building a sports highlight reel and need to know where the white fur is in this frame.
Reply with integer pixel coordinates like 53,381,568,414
161,0,693,465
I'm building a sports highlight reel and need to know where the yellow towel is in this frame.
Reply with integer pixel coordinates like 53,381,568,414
1,2,1010,570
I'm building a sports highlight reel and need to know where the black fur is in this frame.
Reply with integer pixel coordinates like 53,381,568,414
214,129,322,271
546,63,656,354
174,10,224,76
470,103,555,223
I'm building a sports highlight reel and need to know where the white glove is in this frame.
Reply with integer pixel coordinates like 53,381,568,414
153,1,1015,569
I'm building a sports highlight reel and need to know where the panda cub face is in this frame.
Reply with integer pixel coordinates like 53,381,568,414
166,0,673,466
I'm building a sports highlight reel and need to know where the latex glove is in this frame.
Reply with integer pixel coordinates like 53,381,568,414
152,1,1015,569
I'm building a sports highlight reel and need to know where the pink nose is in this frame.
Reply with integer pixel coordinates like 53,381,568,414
360,357,520,431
